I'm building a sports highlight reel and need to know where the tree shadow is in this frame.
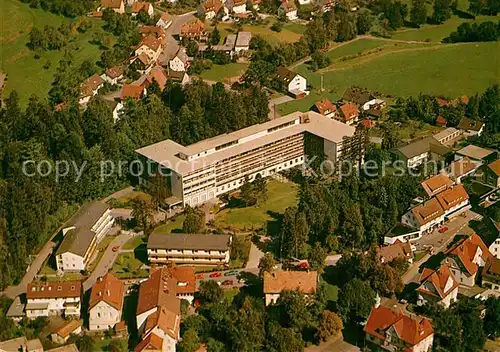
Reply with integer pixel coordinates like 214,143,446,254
134,244,148,265
123,292,139,350
452,9,475,19
342,321,365,348
419,252,445,272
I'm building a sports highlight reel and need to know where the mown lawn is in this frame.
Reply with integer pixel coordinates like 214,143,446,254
211,21,303,44
199,62,249,82
151,214,186,234
215,180,299,231
0,0,113,104
123,235,146,250
279,41,499,115
111,252,149,279
326,38,388,60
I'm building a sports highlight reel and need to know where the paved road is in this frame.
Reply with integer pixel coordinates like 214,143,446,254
305,335,360,352
82,233,136,291
402,209,479,284
160,11,196,64
245,243,265,269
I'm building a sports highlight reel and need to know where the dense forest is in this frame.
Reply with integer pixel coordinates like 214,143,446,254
0,79,269,290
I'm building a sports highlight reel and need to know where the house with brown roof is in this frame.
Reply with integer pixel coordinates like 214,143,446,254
485,159,500,188
342,87,375,107
263,270,318,306
435,115,447,127
420,174,454,198
455,144,497,164
135,34,164,64
278,0,297,20
482,257,500,292
100,0,125,13
165,69,190,85
56,202,114,273
338,103,359,125
121,84,146,100
401,198,445,235
136,268,181,352
131,1,154,18
313,98,337,119
444,233,493,287
364,298,434,352
433,127,462,145
199,0,227,19
89,273,124,331
101,66,124,85
79,74,104,106
417,264,458,308
277,67,307,97
457,117,485,137
180,19,207,41
147,233,232,266
26,281,82,319
376,240,414,264
143,66,169,92
391,136,452,169
156,12,172,29
156,266,196,304
435,184,470,218
50,320,82,344
445,157,479,183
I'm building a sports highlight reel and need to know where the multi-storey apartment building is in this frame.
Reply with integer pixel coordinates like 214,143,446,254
135,111,356,207
55,202,114,273
25,281,82,319
147,233,232,266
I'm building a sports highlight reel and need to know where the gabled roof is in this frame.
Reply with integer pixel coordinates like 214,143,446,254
52,320,82,338
134,332,163,352
27,281,82,299
81,74,104,97
487,159,500,177
339,103,359,120
167,266,196,294
280,0,297,12
131,1,152,13
482,256,500,283
144,305,180,340
202,0,224,13
89,273,124,311
458,117,484,132
410,198,445,227
159,12,170,23
56,202,110,257
277,67,298,82
314,98,336,115
435,115,447,126
456,144,496,161
139,26,166,38
448,157,477,179
145,66,168,91
420,174,454,197
417,264,458,299
101,0,123,9
263,271,318,295
180,19,205,35
364,305,433,346
172,47,189,64
445,233,492,276
121,84,145,100
136,267,181,315
377,241,413,263
105,66,124,79
360,119,376,129
341,87,374,106
395,137,451,159
137,34,162,52
435,184,469,211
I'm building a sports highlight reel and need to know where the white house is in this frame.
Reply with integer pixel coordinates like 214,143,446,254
234,31,252,53
101,66,124,85
105,100,124,123
263,271,318,306
417,264,458,308
135,35,164,64
278,1,298,20
100,0,125,14
297,0,311,5
392,136,452,169
199,0,225,20
226,0,247,13
89,273,124,331
277,67,307,96
131,1,154,18
136,268,181,352
26,281,82,319
458,117,485,137
79,74,104,106
55,202,114,273
444,233,492,287
313,98,337,119
169,48,189,72
156,12,172,29
401,198,445,235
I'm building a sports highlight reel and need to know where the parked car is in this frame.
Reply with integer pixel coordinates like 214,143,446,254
438,226,448,233
209,272,222,278
195,274,204,279
225,270,238,277
222,280,233,286
112,246,120,252
296,262,309,269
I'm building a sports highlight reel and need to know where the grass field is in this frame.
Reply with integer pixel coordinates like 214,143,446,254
112,252,149,279
123,235,146,250
215,180,299,231
278,40,500,115
199,62,249,81
0,0,112,104
151,214,186,234
326,38,388,60
211,21,303,44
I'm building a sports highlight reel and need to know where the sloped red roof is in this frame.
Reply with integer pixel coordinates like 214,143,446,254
138,34,162,52
131,2,151,13
136,267,180,316
445,233,492,276
144,305,180,340
417,264,458,299
134,332,163,352
202,0,224,13
181,19,205,35
121,84,144,100
360,119,375,128
89,273,124,311
145,66,168,91
169,266,196,295
488,159,500,177
435,115,447,127
339,103,359,121
314,98,336,115
364,305,433,346
27,281,81,299
420,174,453,197
435,184,469,211
410,198,445,226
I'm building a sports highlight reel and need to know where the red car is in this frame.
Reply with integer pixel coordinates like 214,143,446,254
112,246,120,252
296,262,309,269
195,274,204,280
438,226,448,233
209,272,222,278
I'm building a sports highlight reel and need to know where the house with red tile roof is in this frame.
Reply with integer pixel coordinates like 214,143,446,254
180,19,207,41
364,298,434,352
26,281,82,319
131,1,154,18
444,233,493,287
417,264,458,308
420,174,454,197
168,266,196,304
338,103,359,125
101,66,124,85
50,320,82,344
156,12,172,29
278,0,297,20
121,84,146,101
198,0,227,20
435,184,469,218
263,271,318,306
100,0,125,13
435,115,447,127
143,66,169,92
401,198,445,235
79,74,104,106
89,273,124,331
135,34,164,64
376,240,414,264
136,267,181,352
313,98,337,119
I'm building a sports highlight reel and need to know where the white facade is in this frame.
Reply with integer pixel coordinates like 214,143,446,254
169,56,187,72
57,251,86,273
132,3,154,18
407,152,429,169
298,0,311,4
417,278,458,309
401,210,444,235
284,9,298,20
101,73,123,86
489,238,500,259
232,3,246,13
89,301,122,331
148,248,231,266
112,102,124,123
287,74,307,94
137,307,157,333
26,296,80,319
135,45,162,63
157,17,172,29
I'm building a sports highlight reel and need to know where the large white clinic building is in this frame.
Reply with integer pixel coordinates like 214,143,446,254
135,111,356,207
